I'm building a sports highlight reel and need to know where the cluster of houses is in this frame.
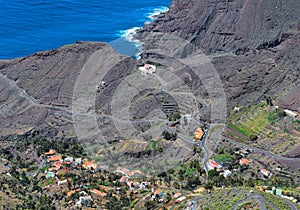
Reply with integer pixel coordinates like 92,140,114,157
42,149,107,207
259,187,298,204
207,148,273,179
41,149,189,208
115,166,188,206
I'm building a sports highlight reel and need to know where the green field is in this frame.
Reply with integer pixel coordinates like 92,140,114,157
228,104,283,140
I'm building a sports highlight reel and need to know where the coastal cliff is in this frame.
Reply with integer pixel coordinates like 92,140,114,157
136,0,300,110
138,0,300,55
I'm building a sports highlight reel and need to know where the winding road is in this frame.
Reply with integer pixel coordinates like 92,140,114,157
233,193,298,210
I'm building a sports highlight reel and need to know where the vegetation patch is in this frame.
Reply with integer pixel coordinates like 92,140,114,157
228,104,285,140
213,153,233,163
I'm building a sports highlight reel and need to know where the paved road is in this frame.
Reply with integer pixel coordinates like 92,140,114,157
226,138,300,161
233,193,298,210
233,194,279,210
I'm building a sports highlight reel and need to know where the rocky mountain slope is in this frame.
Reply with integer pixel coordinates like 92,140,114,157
0,0,299,148
0,42,136,138
136,0,300,111
139,0,300,55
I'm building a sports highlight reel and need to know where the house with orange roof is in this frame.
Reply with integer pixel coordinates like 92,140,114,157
120,176,127,183
239,158,251,165
48,165,61,172
91,189,107,197
207,159,222,170
127,170,144,177
261,169,272,177
116,167,130,176
154,189,163,197
45,149,56,156
48,155,62,162
67,190,78,197
82,161,98,171
194,128,204,141
172,192,182,199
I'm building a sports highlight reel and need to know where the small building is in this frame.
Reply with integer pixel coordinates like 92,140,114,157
92,189,107,197
44,149,56,156
154,189,163,197
57,179,68,186
194,128,205,141
176,196,187,204
119,176,127,183
208,159,222,170
64,156,74,163
82,161,98,171
76,196,93,207
67,190,77,197
139,64,157,74
284,109,298,118
127,170,143,177
116,167,130,176
173,192,182,199
46,171,55,178
239,158,251,165
48,155,62,162
275,188,282,196
261,169,272,177
223,170,232,178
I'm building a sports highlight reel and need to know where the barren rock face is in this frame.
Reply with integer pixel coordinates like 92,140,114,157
136,0,300,110
138,0,300,55
0,42,130,138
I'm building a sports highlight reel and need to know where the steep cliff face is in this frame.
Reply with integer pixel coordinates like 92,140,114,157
136,0,300,111
139,0,300,55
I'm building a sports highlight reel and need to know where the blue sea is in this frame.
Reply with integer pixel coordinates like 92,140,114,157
0,0,172,59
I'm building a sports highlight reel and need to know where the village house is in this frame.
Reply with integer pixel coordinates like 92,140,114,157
48,155,62,163
154,189,163,197
76,196,93,207
119,176,127,183
57,178,68,186
127,169,144,178
236,149,251,157
207,159,222,170
127,181,140,191
223,170,232,178
261,169,272,177
44,149,56,156
176,196,187,204
194,128,205,141
116,167,130,176
138,64,157,74
91,189,107,197
284,109,299,118
82,161,98,171
172,192,182,199
239,158,251,166
45,171,55,178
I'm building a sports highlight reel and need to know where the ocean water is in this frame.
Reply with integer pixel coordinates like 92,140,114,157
0,0,172,59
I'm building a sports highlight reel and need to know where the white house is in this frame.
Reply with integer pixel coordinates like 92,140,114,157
176,196,187,203
284,109,298,118
139,64,157,74
223,170,232,178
